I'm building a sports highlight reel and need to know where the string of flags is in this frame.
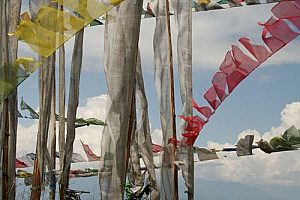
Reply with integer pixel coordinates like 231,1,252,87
19,98,106,127
0,0,289,106
176,0,300,146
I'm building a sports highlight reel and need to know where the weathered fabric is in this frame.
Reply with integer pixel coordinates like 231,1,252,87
29,0,52,19
153,0,175,198
257,126,300,154
196,148,219,161
135,51,159,199
0,0,125,106
282,126,300,148
60,29,84,198
80,140,100,161
236,135,254,157
99,1,143,199
20,98,39,119
256,139,276,154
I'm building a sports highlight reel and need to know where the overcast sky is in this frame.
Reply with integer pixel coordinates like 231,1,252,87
16,2,300,198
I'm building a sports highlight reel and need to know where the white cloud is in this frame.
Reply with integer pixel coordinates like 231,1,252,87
17,95,108,159
17,94,162,161
197,101,300,186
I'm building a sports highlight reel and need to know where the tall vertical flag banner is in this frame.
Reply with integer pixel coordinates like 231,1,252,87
173,0,194,198
153,0,176,199
99,1,143,199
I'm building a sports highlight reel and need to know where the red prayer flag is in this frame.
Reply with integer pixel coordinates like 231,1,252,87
182,133,198,146
231,45,259,75
259,17,299,52
271,1,300,19
16,159,29,168
204,86,221,110
219,51,236,75
261,27,285,53
226,69,247,93
212,71,228,101
239,37,272,63
152,143,163,153
192,99,213,118
179,115,206,146
288,17,300,31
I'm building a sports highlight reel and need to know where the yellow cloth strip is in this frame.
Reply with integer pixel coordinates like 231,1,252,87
2,0,124,104
11,0,124,57
0,58,41,103
15,57,42,74
54,0,122,21
198,0,211,5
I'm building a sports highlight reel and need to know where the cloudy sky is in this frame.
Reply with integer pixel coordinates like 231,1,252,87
17,2,300,198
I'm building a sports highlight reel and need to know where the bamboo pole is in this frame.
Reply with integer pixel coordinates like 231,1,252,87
165,0,179,199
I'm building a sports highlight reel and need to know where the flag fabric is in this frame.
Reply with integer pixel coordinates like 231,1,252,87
17,153,36,167
20,98,39,119
12,0,125,57
152,143,163,153
179,0,300,146
99,1,143,199
231,45,259,75
282,125,300,148
239,37,272,63
196,148,219,161
80,141,100,161
236,135,254,156
192,99,213,119
259,16,299,53
153,0,176,198
226,68,247,93
204,86,221,110
71,153,87,163
1,0,125,105
219,51,237,75
135,51,159,198
19,99,105,127
212,72,228,102
257,126,300,154
16,159,29,168
173,0,194,193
